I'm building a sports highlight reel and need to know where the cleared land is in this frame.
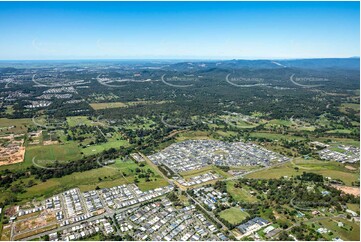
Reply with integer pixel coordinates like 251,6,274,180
90,102,127,110
180,165,231,180
245,158,359,186
25,143,82,164
226,181,258,203
250,132,306,141
339,103,360,115
66,116,98,127
81,138,129,156
18,159,168,201
176,131,212,141
331,185,360,196
90,100,172,110
0,118,31,135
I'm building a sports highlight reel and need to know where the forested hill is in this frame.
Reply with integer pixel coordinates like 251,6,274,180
166,58,360,71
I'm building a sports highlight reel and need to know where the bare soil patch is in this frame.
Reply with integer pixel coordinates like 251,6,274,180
332,185,360,196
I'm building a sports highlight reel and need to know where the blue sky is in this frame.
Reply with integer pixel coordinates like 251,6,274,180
0,1,359,60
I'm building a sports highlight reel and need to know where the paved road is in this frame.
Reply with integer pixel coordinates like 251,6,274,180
185,191,228,231
20,195,167,241
223,161,289,181
139,152,172,184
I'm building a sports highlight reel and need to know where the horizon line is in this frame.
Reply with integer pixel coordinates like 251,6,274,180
0,56,359,62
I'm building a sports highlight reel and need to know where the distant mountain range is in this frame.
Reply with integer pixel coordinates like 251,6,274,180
0,58,359,71
168,58,360,71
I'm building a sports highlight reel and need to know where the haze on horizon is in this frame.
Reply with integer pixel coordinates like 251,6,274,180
0,1,359,60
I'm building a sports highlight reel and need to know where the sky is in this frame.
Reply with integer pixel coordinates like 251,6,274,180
0,1,359,60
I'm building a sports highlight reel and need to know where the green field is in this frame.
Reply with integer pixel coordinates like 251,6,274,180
66,116,98,127
176,131,212,141
326,129,353,134
0,142,82,172
347,203,360,213
180,165,231,180
219,207,249,225
122,117,156,130
250,132,306,141
316,137,360,147
90,102,127,110
90,101,173,110
216,130,238,137
18,159,168,201
308,218,360,241
0,118,31,135
340,103,360,115
81,139,129,156
246,159,359,186
226,181,258,202
265,119,293,127
25,143,82,163
5,105,14,115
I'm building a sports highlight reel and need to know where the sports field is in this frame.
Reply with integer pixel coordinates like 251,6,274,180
219,207,249,225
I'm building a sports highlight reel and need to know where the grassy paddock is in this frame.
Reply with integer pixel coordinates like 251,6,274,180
81,139,129,156
246,159,359,186
226,181,258,203
179,165,231,180
250,132,305,141
90,102,127,110
18,159,167,201
25,143,82,163
339,103,360,114
176,131,212,141
90,101,173,110
0,118,31,135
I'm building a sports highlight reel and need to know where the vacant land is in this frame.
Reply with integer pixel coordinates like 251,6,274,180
0,118,31,135
180,165,231,180
250,132,306,141
66,116,97,127
331,185,360,196
25,143,82,164
81,139,129,156
246,159,359,186
226,181,258,203
90,102,127,110
176,131,212,141
339,103,360,115
0,225,11,241
18,159,168,201
13,224,58,241
90,100,173,110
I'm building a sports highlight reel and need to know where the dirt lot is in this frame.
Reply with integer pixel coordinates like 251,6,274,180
0,146,25,166
345,165,357,171
332,185,360,196
14,210,56,234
